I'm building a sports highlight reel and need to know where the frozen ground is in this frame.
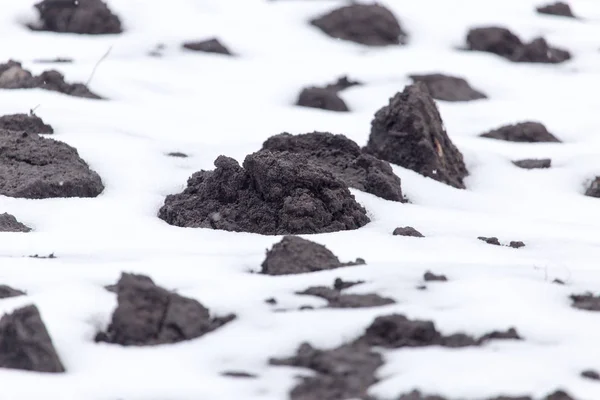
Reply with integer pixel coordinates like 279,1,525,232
1,0,600,399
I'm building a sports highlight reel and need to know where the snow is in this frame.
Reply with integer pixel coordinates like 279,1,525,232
1,0,600,399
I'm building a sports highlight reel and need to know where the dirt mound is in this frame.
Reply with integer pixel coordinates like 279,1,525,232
478,236,526,248
364,82,468,189
536,2,576,18
0,113,53,134
513,158,552,169
570,293,600,311
409,73,487,102
96,273,235,346
296,87,349,112
0,60,101,99
393,226,424,237
261,236,364,276
182,38,232,55
398,390,576,400
0,130,104,199
466,27,571,64
480,122,561,142
30,0,122,34
297,279,394,308
0,284,26,299
581,369,600,380
0,213,32,232
158,151,370,235
584,177,600,198
262,132,404,201
424,271,447,282
310,4,406,46
0,305,65,372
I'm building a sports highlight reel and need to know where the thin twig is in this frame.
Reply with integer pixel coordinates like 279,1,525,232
29,104,41,116
86,45,113,86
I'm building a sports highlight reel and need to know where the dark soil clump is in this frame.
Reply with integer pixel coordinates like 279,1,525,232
513,158,552,169
393,226,424,237
364,82,468,189
537,2,576,18
261,236,364,276
221,371,257,378
409,73,487,102
466,27,571,64
30,0,123,35
296,87,349,112
570,293,600,311
0,113,54,135
478,236,501,245
262,132,404,202
0,285,26,299
297,279,395,308
167,152,188,158
333,277,364,290
509,241,526,249
33,58,74,64
0,60,101,99
182,38,232,55
324,76,361,92
585,177,600,198
581,369,600,380
96,273,235,346
158,151,370,234
424,271,447,282
0,305,65,372
310,4,406,46
0,130,104,199
0,213,32,232
480,122,561,143
398,390,576,400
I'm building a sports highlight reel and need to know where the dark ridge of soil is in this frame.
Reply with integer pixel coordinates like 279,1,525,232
33,58,74,64
262,132,405,202
364,82,468,189
221,371,257,378
0,113,54,135
30,0,122,35
296,87,349,112
398,390,576,400
581,369,600,380
480,122,561,143
585,177,600,198
0,60,101,99
324,76,362,92
157,151,370,234
29,253,56,259
536,2,576,18
0,213,32,232
167,152,188,158
310,4,406,46
393,226,424,237
466,27,571,64
297,282,395,308
270,342,383,400
96,273,236,346
333,277,364,290
261,236,365,276
0,130,104,199
0,284,26,299
513,158,552,169
0,304,65,373
570,293,600,311
424,271,447,282
182,38,232,55
409,73,487,102
478,237,525,249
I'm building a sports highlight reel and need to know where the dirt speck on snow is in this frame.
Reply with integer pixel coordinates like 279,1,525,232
221,371,257,378
364,82,468,189
570,292,600,311
0,113,54,135
480,122,561,142
158,151,370,234
333,277,364,290
0,285,26,299
409,73,487,102
167,152,188,158
310,4,406,46
30,0,122,34
513,158,552,169
393,226,424,237
297,281,395,308
581,369,600,381
296,87,349,112
182,38,232,55
424,271,447,282
398,390,576,400
536,2,576,18
0,213,32,232
584,177,600,198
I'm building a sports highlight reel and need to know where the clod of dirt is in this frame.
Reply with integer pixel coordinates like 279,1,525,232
0,113,54,135
0,130,104,199
570,293,600,311
310,4,406,46
466,27,571,63
296,87,349,112
398,390,576,400
424,271,447,282
262,132,405,202
536,2,576,18
30,0,122,34
513,158,552,169
478,327,522,343
265,297,277,305
96,273,235,346
0,305,65,372
478,236,501,246
364,82,468,189
297,284,395,308
397,391,449,400
158,151,370,234
409,73,487,102
29,253,56,259
509,241,526,249
221,371,257,378
324,76,361,92
167,152,188,158
0,285,26,299
553,279,565,285
0,60,101,99
585,177,600,198
270,342,383,400
0,213,32,232
480,122,561,143
393,226,424,237
261,236,364,276
182,38,232,55
581,369,600,381
333,277,364,290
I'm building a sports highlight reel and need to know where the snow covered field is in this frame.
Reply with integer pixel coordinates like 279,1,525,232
1,0,600,399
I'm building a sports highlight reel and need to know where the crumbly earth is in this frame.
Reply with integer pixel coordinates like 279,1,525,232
424,271,447,282
585,177,600,198
480,122,561,143
0,130,104,199
310,4,407,46
0,305,65,373
393,226,424,237
297,279,395,308
409,73,487,102
182,38,232,55
536,2,576,18
96,273,235,346
570,293,600,311
30,0,122,35
513,159,552,169
0,213,31,232
0,284,26,298
296,87,349,112
0,113,54,134
364,82,469,189
158,151,370,234
262,132,405,201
